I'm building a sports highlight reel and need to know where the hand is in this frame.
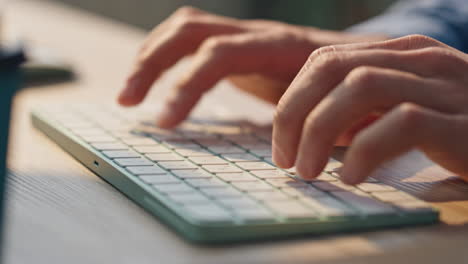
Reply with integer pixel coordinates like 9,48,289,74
273,35,468,184
118,6,385,129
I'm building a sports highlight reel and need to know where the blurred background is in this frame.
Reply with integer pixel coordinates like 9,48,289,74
50,0,396,30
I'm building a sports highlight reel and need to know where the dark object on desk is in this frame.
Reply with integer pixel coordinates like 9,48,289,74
0,47,26,258
22,47,75,87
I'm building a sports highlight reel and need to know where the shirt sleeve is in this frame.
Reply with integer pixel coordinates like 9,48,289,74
347,0,468,53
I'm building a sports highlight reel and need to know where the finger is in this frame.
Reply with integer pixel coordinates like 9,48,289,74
118,11,244,106
156,32,286,128
295,66,443,178
272,46,457,169
340,103,457,185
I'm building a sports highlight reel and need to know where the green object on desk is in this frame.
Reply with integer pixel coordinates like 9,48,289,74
0,47,25,258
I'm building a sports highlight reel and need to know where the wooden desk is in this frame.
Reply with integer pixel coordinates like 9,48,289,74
4,1,468,263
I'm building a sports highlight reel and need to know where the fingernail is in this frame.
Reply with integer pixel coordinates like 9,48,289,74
118,79,139,105
156,104,173,128
273,144,289,168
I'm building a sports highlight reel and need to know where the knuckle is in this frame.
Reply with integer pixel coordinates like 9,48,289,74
308,46,338,62
343,67,379,98
174,6,200,17
396,103,425,128
405,34,439,48
313,52,343,72
200,36,234,55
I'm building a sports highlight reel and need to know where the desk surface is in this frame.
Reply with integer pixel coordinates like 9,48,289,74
4,1,468,263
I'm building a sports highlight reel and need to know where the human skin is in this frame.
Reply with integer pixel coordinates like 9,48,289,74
118,7,468,184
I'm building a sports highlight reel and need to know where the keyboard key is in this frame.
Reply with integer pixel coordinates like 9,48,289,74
216,172,258,182
324,158,342,172
167,193,211,205
127,165,166,175
235,208,275,222
139,174,181,184
91,142,128,150
332,191,395,215
391,200,434,213
146,153,184,161
158,161,198,170
357,183,398,192
203,164,243,173
72,128,107,136
282,186,325,198
251,170,291,179
185,178,227,188
176,148,212,157
372,191,418,202
153,183,193,194
184,204,233,224
249,190,291,201
300,196,355,217
189,156,228,165
103,150,139,158
81,135,116,143
247,146,272,157
201,187,243,198
172,169,213,179
235,162,276,171
218,197,259,209
266,178,308,188
164,139,199,149
208,145,245,154
313,181,357,192
114,158,153,166
222,153,260,162
231,181,275,192
264,200,316,219
133,145,171,154
312,172,338,182
121,137,158,146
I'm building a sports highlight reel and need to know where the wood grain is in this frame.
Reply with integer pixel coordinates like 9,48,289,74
3,1,468,263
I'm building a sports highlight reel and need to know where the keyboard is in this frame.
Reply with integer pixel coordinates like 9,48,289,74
31,104,439,243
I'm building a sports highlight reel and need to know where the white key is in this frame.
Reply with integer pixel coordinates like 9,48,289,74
158,161,198,170
216,172,258,182
176,148,212,157
313,181,358,192
133,145,171,154
391,200,434,213
184,204,233,224
372,191,418,202
146,153,184,161
121,137,158,146
201,187,243,198
235,208,275,222
92,142,127,150
282,186,325,198
266,178,308,188
185,178,227,188
218,197,259,209
357,183,397,192
172,169,213,179
168,193,211,205
247,145,272,157
324,158,342,172
208,145,245,154
332,191,395,215
103,150,139,158
81,135,116,143
127,165,166,175
114,158,153,166
235,162,276,171
251,170,291,179
249,190,291,201
153,183,193,194
231,181,275,192
72,128,107,136
264,200,316,219
203,164,243,173
189,156,228,165
312,172,338,182
300,196,355,217
221,153,260,162
139,174,181,184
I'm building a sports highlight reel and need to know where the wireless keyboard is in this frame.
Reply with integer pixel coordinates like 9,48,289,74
31,104,438,242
